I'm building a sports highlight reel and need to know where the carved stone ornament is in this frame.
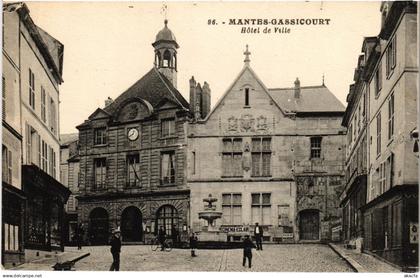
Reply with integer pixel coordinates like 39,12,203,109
127,104,139,120
240,114,255,132
227,116,238,131
256,115,268,131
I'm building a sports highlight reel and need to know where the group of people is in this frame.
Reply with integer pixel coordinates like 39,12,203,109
107,222,265,271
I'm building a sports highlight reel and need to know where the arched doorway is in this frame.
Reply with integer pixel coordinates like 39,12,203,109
89,208,109,245
121,206,143,242
299,209,320,240
156,205,178,236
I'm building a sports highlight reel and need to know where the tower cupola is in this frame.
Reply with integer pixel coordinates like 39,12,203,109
152,19,179,88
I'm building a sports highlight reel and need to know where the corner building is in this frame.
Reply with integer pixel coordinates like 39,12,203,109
77,21,191,244
188,49,346,243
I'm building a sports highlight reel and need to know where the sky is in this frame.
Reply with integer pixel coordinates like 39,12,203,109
24,1,381,134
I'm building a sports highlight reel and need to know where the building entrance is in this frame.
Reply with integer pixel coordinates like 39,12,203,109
121,206,143,242
299,209,320,240
88,208,109,245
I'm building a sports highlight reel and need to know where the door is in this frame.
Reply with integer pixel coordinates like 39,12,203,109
121,206,143,242
89,208,109,245
299,209,320,240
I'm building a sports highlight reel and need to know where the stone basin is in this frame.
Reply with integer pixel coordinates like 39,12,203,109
198,211,222,221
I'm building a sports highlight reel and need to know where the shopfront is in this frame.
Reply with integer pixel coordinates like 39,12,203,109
23,165,70,251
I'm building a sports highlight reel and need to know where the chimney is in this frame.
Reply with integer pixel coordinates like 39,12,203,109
195,83,203,120
294,78,301,99
105,97,113,107
189,76,197,117
202,82,211,118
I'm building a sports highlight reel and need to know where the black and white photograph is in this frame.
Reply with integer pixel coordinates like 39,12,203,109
1,0,418,274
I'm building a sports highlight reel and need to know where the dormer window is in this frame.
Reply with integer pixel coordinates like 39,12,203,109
245,88,250,106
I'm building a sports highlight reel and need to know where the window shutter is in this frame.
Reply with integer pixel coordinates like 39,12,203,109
8,149,12,183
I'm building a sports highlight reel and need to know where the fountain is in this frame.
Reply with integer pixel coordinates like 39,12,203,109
197,194,227,242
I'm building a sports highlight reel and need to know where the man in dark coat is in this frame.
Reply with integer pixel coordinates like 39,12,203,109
242,235,255,268
254,222,263,250
171,225,179,244
189,232,198,257
109,228,122,271
76,223,84,250
158,226,166,251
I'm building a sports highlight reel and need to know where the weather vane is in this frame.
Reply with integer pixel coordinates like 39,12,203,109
161,3,168,21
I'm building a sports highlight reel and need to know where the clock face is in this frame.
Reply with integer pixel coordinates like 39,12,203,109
127,128,139,141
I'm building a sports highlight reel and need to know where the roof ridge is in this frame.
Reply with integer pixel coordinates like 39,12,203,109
153,67,189,110
268,85,326,91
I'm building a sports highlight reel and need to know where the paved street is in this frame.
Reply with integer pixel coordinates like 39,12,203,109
71,244,354,272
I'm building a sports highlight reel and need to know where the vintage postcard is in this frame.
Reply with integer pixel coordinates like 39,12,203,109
1,0,418,274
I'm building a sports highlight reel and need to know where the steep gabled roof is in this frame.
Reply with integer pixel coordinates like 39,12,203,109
268,85,345,114
103,67,189,115
203,65,288,121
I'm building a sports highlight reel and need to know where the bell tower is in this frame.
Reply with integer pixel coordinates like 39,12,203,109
152,19,179,88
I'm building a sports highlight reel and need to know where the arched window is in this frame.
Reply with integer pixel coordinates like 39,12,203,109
163,50,171,68
156,205,178,236
155,52,162,67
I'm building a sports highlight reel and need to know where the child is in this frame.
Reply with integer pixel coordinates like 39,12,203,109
242,234,255,268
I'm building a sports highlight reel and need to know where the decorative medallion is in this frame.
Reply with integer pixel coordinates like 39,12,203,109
127,104,139,120
256,115,268,131
240,114,255,132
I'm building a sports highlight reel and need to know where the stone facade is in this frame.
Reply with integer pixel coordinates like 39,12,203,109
2,3,68,266
359,2,418,269
76,21,191,244
188,52,346,243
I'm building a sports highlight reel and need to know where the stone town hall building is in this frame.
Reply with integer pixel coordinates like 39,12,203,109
76,20,193,244
188,48,347,243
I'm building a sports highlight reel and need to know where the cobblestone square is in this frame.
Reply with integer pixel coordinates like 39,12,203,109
71,244,354,272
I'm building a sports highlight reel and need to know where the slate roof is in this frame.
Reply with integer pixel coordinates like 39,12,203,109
103,67,189,115
268,85,345,113
60,133,78,146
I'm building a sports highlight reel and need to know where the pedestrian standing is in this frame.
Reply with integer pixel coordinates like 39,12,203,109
109,228,122,271
189,232,198,257
242,235,255,268
171,225,179,245
76,223,84,250
254,222,263,250
158,226,166,251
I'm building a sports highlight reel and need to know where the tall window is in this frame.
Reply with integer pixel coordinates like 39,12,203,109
41,140,48,172
2,77,5,120
41,88,46,123
2,145,12,184
29,68,35,109
386,36,396,77
127,154,140,187
222,138,242,177
376,112,381,156
245,88,250,106
94,158,106,189
388,93,394,140
94,127,107,145
161,118,175,138
161,151,175,185
156,205,178,236
251,138,271,177
251,193,271,225
375,62,382,97
49,146,54,176
52,150,56,179
49,97,56,134
192,151,196,175
310,137,322,159
222,193,242,225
